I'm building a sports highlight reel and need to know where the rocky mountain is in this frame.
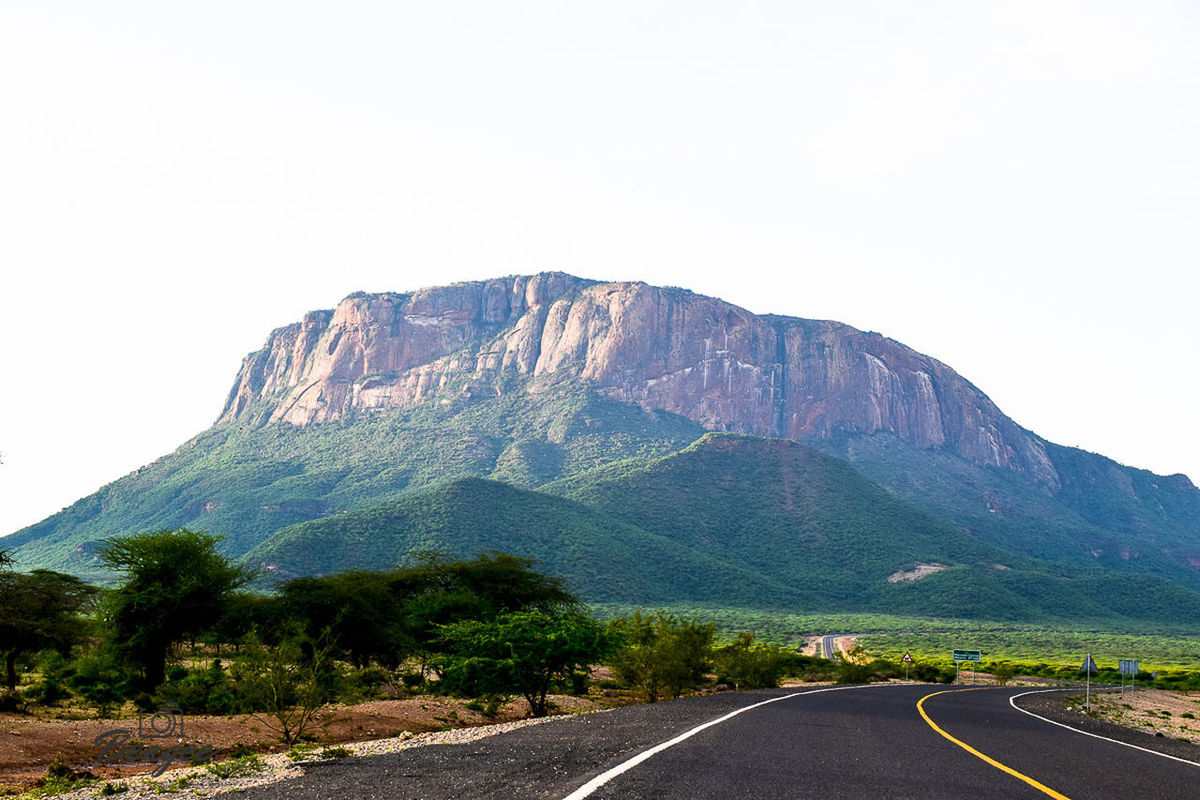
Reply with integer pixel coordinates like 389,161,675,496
7,272,1200,610
219,273,1056,485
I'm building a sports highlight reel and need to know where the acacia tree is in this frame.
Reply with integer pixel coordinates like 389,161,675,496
439,611,612,717
609,610,715,701
0,562,96,704
278,571,410,668
99,529,253,689
713,632,789,690
393,551,580,674
231,630,340,746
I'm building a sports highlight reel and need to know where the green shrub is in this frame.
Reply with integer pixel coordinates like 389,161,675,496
229,632,340,746
714,633,791,690
865,659,900,680
226,742,256,759
69,649,131,714
25,652,74,707
286,744,318,762
835,662,875,685
205,754,264,779
26,754,95,797
27,774,93,797
46,753,73,780
439,612,613,717
607,611,714,702
991,662,1018,685
913,663,954,683
464,694,505,717
339,665,393,703
155,660,237,715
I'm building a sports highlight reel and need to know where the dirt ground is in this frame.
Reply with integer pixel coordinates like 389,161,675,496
0,693,607,792
799,636,822,656
1069,687,1200,744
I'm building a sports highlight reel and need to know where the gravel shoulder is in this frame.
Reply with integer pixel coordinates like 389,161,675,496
0,693,610,796
25,713,584,800
13,689,783,799
1014,687,1200,763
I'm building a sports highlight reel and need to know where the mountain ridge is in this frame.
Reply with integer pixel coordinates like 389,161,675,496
216,272,1063,486
6,272,1198,611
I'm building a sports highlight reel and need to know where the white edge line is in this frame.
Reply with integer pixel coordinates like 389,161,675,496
1010,688,1200,768
560,684,882,800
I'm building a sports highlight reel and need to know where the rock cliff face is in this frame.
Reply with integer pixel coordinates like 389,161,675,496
218,273,1059,486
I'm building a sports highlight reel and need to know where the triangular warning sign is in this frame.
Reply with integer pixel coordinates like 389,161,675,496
901,652,914,663
1081,656,1097,672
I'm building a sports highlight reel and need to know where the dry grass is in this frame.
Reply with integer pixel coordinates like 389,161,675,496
1074,688,1200,743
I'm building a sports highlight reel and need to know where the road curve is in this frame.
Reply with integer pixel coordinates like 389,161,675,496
239,685,1200,799
821,634,839,661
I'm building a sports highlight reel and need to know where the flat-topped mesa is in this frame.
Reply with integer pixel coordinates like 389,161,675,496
217,272,1059,487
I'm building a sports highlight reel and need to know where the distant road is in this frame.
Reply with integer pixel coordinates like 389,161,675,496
821,633,854,660
240,685,1200,799
821,634,837,660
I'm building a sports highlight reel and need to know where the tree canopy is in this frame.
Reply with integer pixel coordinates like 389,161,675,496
438,610,612,716
99,528,254,688
0,568,96,693
608,610,715,701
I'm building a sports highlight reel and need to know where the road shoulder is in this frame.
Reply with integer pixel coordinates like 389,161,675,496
1013,688,1200,764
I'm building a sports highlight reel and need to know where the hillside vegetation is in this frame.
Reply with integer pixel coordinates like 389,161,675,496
818,432,1200,591
7,382,704,580
246,434,1200,625
244,477,806,608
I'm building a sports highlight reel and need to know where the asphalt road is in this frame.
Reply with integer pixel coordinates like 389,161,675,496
242,685,1200,800
821,634,839,661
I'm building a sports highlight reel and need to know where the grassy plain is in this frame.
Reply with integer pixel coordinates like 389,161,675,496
591,604,1200,673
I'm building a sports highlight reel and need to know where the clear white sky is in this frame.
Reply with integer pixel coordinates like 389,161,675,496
2,1,1198,537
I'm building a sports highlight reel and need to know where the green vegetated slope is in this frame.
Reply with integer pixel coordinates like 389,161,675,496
818,432,1200,592
7,382,705,581
546,433,1200,622
249,432,1200,624
243,477,806,607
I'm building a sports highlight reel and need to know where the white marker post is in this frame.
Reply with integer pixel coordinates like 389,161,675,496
1081,654,1098,712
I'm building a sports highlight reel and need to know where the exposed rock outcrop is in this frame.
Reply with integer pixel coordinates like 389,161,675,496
218,272,1059,486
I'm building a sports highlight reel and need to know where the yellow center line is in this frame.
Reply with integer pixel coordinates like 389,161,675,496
917,689,1071,800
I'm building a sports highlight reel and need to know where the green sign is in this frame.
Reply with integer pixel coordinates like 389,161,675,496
953,649,981,662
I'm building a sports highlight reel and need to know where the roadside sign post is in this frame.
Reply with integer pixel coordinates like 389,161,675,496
1081,655,1098,712
952,650,981,685
1119,660,1139,694
902,651,914,681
